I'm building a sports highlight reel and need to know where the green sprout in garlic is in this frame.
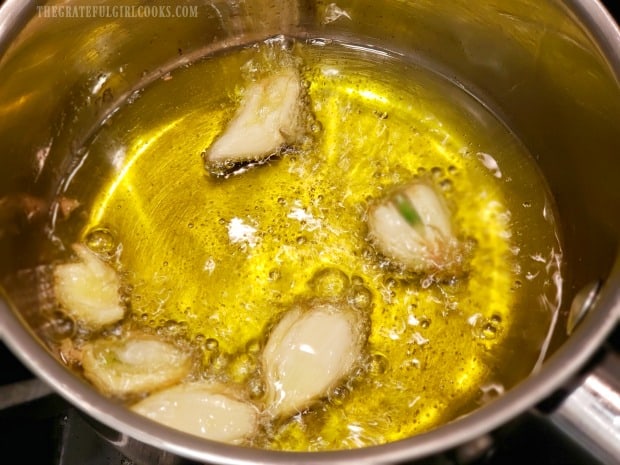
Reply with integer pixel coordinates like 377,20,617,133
203,67,308,177
53,244,124,330
132,382,259,444
262,300,368,418
81,334,192,397
367,180,466,277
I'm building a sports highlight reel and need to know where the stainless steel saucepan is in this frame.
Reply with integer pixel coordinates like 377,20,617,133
0,1,619,464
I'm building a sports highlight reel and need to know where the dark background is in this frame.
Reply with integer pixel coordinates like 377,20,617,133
604,0,620,17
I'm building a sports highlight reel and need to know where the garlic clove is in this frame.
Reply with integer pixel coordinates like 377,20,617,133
53,244,124,330
262,301,366,418
82,334,192,397
367,180,463,276
204,68,306,176
131,382,259,444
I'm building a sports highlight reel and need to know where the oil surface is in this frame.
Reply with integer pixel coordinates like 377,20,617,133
53,38,562,450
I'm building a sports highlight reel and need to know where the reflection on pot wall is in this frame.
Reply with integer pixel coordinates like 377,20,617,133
0,0,619,463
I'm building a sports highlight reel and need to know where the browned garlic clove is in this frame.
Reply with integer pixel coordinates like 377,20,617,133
262,301,367,418
203,67,306,176
131,382,259,444
53,244,124,330
367,180,464,276
82,334,192,397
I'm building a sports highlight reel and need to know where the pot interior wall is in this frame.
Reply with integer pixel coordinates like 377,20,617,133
0,0,619,457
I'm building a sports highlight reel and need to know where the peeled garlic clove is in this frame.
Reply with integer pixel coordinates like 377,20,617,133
368,180,463,275
262,301,367,418
132,382,258,444
53,244,124,330
204,68,306,176
82,335,192,397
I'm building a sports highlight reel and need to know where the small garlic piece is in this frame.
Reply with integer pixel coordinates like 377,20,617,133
262,301,367,417
368,180,465,276
82,335,192,397
203,67,307,176
53,244,124,329
132,382,258,444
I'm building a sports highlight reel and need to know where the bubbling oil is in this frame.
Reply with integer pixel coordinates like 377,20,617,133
50,37,563,450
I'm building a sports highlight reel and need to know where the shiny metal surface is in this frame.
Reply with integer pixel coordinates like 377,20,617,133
568,281,602,335
0,0,619,463
551,351,620,465
0,377,53,410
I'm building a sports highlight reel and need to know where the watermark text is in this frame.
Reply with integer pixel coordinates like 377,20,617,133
36,5,200,19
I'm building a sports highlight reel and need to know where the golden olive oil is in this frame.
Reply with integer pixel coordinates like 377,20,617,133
53,38,563,450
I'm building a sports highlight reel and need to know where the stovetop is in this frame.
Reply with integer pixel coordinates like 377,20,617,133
1,1,619,464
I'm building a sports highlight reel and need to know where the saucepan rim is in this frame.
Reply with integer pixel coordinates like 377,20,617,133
0,0,619,463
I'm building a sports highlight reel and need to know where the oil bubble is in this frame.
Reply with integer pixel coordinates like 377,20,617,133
479,383,505,404
278,35,296,51
368,353,389,375
390,165,413,183
246,338,261,354
430,166,443,178
248,377,265,399
164,319,181,333
384,277,397,288
103,323,123,338
296,236,307,245
230,353,256,381
309,267,349,298
329,385,349,406
471,317,501,340
419,317,431,329
212,352,231,371
348,285,372,310
85,228,116,254
45,311,75,340
361,248,374,261
420,276,434,289
481,322,499,340
439,179,453,191
204,338,219,351
448,165,458,175
268,269,281,281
